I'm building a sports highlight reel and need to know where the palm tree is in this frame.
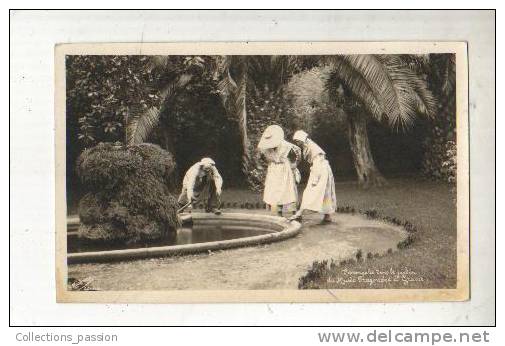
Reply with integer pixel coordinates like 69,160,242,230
324,54,437,187
213,55,252,181
125,56,209,146
216,54,436,189
126,54,438,190
214,55,308,189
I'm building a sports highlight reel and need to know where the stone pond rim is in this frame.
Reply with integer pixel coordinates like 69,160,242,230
66,213,303,264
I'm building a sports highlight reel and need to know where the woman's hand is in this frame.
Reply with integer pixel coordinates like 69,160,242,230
294,168,301,184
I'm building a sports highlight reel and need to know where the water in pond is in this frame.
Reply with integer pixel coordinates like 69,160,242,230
68,225,274,253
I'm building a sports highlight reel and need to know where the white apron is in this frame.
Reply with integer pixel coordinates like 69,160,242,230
300,140,337,213
262,141,299,209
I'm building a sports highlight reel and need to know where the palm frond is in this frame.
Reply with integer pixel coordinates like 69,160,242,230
245,55,301,94
441,54,456,96
126,107,162,145
126,73,192,145
383,68,421,129
428,53,456,98
215,57,238,114
396,54,430,75
411,74,437,117
234,60,249,145
217,74,236,110
381,55,436,129
326,55,388,120
325,54,436,130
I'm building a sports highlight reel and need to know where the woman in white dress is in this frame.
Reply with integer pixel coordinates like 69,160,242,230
289,130,337,223
257,125,301,217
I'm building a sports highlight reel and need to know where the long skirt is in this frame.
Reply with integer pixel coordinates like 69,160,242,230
263,162,298,213
178,178,221,212
300,159,337,214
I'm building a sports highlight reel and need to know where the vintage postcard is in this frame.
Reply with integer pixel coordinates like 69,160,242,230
55,42,469,303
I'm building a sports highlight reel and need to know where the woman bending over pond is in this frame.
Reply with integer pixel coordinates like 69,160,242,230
258,125,301,217
289,130,337,223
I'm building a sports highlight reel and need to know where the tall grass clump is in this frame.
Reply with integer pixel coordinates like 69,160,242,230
76,142,180,245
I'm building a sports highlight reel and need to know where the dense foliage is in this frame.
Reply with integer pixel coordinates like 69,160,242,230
154,68,244,186
66,55,229,199
214,55,319,190
66,54,457,211
66,55,164,204
421,54,457,183
76,143,179,244
66,55,164,147
422,132,457,183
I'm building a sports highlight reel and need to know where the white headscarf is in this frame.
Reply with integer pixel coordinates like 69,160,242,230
293,130,309,142
200,157,216,169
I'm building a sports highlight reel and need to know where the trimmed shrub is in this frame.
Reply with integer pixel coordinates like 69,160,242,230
76,143,180,245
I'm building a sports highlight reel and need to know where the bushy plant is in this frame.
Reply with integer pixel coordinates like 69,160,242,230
66,55,165,148
441,140,457,184
421,54,457,184
298,260,330,289
76,142,180,245
422,137,457,184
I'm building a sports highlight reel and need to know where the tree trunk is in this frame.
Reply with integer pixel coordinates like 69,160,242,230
237,75,252,175
235,62,267,191
347,113,386,188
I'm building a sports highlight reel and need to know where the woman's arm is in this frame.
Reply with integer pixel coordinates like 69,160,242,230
212,167,223,194
310,154,325,186
260,148,277,163
287,147,298,166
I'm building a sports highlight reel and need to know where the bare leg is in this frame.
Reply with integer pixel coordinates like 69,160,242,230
277,205,283,217
207,182,222,214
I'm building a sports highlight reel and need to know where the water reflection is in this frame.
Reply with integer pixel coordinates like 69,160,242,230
68,225,273,253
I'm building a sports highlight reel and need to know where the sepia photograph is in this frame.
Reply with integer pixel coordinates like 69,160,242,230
54,42,469,303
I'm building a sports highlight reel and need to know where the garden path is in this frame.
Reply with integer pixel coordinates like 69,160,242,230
68,211,406,290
